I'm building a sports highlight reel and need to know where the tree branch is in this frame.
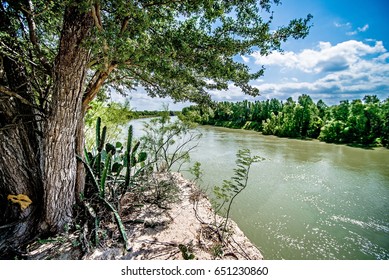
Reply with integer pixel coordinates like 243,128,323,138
127,68,160,89
0,41,39,68
19,0,52,17
0,85,34,107
91,2,103,31
82,63,117,109
21,0,52,74
120,16,130,35
141,0,183,8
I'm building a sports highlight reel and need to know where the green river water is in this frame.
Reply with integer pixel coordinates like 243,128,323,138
128,118,389,260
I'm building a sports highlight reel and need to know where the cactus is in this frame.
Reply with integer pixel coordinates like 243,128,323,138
80,118,135,249
137,151,147,164
178,244,195,260
124,125,133,187
130,141,140,166
99,126,107,152
100,151,112,198
105,143,116,155
90,120,148,195
96,117,101,150
95,117,107,178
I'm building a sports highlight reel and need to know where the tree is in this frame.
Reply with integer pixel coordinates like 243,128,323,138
0,0,312,256
332,100,350,123
280,97,298,137
381,98,389,147
347,99,367,143
316,99,328,120
362,95,382,144
296,94,319,138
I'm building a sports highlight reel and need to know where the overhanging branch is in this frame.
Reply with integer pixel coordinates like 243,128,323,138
82,63,117,109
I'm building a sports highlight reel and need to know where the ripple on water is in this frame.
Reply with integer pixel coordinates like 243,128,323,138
331,215,389,234
344,231,389,259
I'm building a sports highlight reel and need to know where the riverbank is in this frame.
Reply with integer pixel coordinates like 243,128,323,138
202,121,388,150
25,172,263,260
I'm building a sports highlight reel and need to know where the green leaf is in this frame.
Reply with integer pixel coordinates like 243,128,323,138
137,151,147,163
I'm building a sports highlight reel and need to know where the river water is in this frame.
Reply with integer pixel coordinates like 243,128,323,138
127,118,389,260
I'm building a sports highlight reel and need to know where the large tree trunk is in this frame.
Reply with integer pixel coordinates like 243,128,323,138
0,4,93,255
0,5,43,257
0,67,43,257
41,6,93,233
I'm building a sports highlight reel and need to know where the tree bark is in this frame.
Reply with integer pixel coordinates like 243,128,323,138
0,83,43,257
0,5,43,257
40,6,93,233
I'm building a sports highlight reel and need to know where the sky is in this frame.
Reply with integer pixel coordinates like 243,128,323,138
115,0,389,110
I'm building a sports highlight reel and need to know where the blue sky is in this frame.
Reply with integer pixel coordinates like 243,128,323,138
119,0,389,110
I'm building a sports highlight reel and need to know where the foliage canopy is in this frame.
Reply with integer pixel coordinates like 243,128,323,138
1,0,312,107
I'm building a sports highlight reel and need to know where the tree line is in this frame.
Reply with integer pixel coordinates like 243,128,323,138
181,94,389,147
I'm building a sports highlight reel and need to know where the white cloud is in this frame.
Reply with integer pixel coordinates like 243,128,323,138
358,24,369,32
241,55,250,63
346,30,357,36
209,84,251,102
347,24,369,36
248,40,389,104
334,22,369,36
375,52,389,62
252,40,386,74
112,40,389,107
334,21,351,28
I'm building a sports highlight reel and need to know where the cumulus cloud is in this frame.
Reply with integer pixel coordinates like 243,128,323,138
249,40,389,104
252,40,386,73
208,84,256,102
113,40,389,107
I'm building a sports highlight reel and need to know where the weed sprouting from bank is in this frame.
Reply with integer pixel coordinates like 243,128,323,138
212,149,264,243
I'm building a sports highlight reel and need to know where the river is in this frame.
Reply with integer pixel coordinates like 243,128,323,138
127,118,389,260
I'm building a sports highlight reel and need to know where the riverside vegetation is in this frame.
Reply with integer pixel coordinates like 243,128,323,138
181,94,389,148
18,112,263,260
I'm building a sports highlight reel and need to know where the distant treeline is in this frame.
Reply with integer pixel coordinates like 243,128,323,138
134,110,177,118
180,95,389,148
85,100,178,126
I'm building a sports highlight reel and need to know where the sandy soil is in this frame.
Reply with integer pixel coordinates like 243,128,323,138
26,173,263,260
